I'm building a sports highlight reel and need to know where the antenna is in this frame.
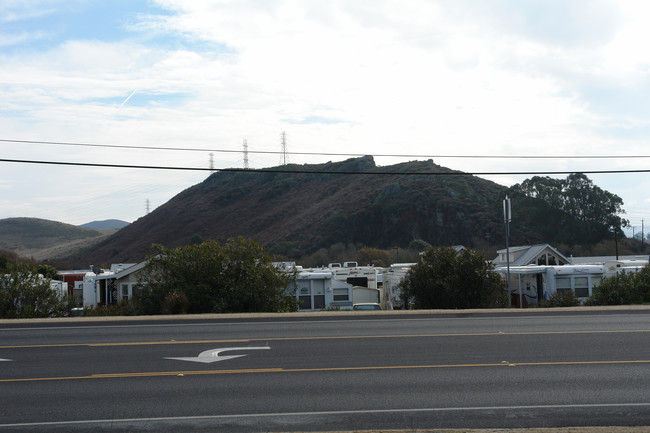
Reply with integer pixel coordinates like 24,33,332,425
243,139,249,169
280,131,289,165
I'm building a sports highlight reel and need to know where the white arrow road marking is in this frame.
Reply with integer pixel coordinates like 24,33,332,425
164,346,270,364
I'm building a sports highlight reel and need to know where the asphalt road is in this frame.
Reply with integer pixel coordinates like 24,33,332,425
0,309,649,432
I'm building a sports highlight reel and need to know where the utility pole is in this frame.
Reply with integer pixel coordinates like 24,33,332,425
503,196,514,308
280,131,289,165
243,139,249,169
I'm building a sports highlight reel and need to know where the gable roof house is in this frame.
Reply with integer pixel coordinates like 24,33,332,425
494,243,571,267
494,244,574,308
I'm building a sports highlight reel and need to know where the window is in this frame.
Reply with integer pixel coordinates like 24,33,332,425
556,277,571,295
590,276,602,297
574,277,589,298
121,284,130,300
299,296,311,309
333,288,349,301
298,286,311,309
347,277,368,287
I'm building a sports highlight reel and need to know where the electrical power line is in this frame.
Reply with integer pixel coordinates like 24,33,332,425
3,138,650,160
2,157,650,176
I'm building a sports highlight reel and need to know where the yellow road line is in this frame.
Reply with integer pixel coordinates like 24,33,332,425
1,329,650,350
1,359,650,383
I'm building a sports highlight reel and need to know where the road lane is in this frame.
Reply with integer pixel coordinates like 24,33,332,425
2,310,650,345
0,310,649,431
1,362,649,431
1,329,650,380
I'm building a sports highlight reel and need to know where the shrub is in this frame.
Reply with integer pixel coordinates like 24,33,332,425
84,299,137,316
161,290,190,314
584,266,650,306
540,290,580,308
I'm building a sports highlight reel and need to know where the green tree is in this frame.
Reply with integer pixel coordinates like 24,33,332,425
399,247,506,309
508,173,628,245
136,237,298,314
0,263,69,318
409,239,432,251
36,264,59,280
356,247,391,267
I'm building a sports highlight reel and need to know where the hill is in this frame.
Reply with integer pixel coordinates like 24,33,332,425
81,219,130,230
0,217,111,261
67,157,516,266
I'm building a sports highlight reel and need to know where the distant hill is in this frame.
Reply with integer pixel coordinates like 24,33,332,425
63,156,632,268
0,217,111,261
81,219,130,230
67,157,516,266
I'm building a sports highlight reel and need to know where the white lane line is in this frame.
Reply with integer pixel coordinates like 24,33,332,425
1,402,649,428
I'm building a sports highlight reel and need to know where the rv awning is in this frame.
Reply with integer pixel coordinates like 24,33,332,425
495,266,551,275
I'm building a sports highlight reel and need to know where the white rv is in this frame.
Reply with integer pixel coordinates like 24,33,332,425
292,271,354,310
497,264,606,305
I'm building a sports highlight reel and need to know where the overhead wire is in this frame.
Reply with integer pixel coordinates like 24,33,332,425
2,138,650,160
3,138,650,224
1,157,650,176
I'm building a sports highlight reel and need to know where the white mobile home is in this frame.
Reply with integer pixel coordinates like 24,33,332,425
496,264,606,306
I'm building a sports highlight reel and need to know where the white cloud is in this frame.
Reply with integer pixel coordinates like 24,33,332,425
1,0,650,226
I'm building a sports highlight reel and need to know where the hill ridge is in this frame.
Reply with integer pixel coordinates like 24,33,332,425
66,157,510,266
0,217,108,260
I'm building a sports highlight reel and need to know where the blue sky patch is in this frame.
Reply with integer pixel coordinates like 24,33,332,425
87,91,191,109
0,1,226,54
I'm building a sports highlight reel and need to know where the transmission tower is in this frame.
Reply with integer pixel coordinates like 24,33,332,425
243,139,249,169
209,152,215,173
145,199,150,214
280,131,289,165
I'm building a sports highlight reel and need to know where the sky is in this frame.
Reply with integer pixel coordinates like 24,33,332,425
1,0,650,238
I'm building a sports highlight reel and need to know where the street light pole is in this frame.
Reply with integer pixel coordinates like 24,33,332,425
503,196,512,308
